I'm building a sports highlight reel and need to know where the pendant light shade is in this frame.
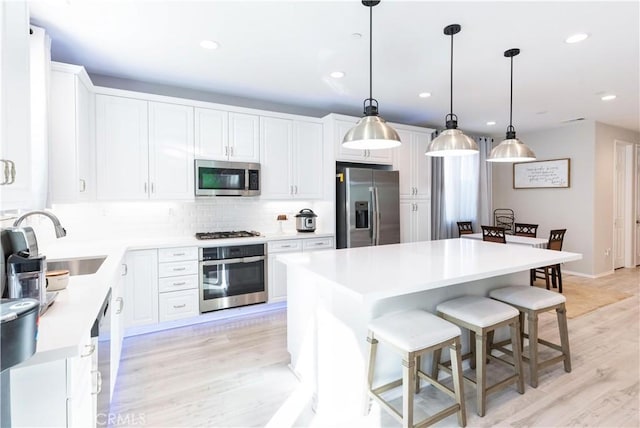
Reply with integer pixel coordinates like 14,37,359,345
426,24,478,157
342,0,401,150
488,48,536,162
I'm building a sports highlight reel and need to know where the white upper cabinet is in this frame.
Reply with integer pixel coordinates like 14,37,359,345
195,108,259,163
332,116,393,165
49,63,95,203
393,127,432,200
260,116,323,199
96,95,194,200
229,112,260,162
194,107,228,160
0,1,31,209
148,101,194,199
96,95,149,200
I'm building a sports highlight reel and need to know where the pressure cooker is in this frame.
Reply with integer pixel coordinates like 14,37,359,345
295,209,317,232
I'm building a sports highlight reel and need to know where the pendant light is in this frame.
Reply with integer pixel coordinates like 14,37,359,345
342,0,401,150
425,24,478,157
487,48,536,162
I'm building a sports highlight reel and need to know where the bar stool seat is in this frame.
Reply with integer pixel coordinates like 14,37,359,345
436,296,525,417
365,310,467,427
489,286,571,388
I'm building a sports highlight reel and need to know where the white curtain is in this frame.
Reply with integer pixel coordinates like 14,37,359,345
29,25,51,209
431,135,494,239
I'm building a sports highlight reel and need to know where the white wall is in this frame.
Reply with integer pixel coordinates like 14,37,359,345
493,120,640,277
594,122,640,273
492,121,596,275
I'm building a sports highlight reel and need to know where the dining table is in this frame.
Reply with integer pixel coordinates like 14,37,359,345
461,232,549,248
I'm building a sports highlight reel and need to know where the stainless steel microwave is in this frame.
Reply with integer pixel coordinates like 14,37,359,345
195,160,260,196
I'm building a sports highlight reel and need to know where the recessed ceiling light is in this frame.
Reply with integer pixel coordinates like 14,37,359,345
418,92,431,98
486,121,496,126
601,94,617,101
565,33,589,44
200,40,219,50
330,71,345,79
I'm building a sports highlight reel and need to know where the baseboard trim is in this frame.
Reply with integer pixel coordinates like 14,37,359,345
563,269,615,279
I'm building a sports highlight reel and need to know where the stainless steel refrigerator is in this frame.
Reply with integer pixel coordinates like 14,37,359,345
336,166,400,249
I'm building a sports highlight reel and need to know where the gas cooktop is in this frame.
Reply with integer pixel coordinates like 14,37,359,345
195,230,261,240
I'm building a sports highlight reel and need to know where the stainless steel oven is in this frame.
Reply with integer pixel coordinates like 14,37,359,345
199,244,267,313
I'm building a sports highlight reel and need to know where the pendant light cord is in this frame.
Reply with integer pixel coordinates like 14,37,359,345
509,54,513,128
369,5,373,103
449,31,454,116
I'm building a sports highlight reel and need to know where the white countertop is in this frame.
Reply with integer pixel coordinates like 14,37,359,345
277,238,582,303
25,231,334,365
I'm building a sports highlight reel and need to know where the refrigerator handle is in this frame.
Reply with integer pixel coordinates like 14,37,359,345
372,186,380,245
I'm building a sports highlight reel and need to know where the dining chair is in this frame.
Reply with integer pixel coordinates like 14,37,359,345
533,229,567,293
493,208,515,234
457,221,474,236
514,223,538,237
481,225,506,243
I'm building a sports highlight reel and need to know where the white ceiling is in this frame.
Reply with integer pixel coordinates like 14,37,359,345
29,1,640,136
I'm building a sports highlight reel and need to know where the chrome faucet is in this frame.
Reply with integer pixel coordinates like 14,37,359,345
13,210,67,238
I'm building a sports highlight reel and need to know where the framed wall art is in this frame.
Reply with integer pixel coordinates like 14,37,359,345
513,158,570,189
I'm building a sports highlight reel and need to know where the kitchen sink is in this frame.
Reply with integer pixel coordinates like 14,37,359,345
47,256,107,276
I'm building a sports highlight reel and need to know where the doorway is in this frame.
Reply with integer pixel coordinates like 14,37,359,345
613,140,635,269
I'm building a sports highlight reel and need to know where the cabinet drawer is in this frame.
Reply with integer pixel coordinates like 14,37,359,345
268,240,303,253
158,274,198,293
158,247,198,263
159,289,199,322
303,237,334,251
158,260,198,278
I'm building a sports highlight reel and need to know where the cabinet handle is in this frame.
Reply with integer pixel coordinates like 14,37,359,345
144,182,148,193
151,183,155,193
172,267,186,271
122,263,128,276
81,344,96,358
92,370,102,395
290,185,293,195
313,242,324,246
281,245,292,248
7,160,15,184
172,304,186,309
173,252,185,257
79,179,86,192
230,146,234,156
0,160,8,185
294,185,298,195
171,281,187,287
224,146,228,156
116,297,124,314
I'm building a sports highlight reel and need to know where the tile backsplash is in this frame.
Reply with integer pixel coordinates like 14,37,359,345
4,199,333,248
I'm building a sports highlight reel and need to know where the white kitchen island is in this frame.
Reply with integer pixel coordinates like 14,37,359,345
276,238,582,422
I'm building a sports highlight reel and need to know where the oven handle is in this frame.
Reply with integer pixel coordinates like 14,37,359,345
200,256,265,266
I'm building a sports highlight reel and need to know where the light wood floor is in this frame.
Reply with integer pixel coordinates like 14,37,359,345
109,268,639,427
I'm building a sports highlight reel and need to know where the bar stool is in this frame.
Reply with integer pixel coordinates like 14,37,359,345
365,310,467,427
435,296,525,417
489,286,571,388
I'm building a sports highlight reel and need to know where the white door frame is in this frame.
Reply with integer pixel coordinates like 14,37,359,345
613,140,635,269
636,144,640,266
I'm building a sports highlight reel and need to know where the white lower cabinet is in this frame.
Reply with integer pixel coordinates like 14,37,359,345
124,249,159,328
157,247,199,322
10,333,96,427
400,200,431,243
110,262,126,397
267,236,334,302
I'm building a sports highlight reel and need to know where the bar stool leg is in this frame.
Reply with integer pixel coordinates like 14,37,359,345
431,348,443,384
527,311,539,388
450,338,467,427
402,355,415,428
415,355,422,393
510,320,525,394
476,331,487,417
469,330,476,369
363,332,378,415
556,305,572,372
